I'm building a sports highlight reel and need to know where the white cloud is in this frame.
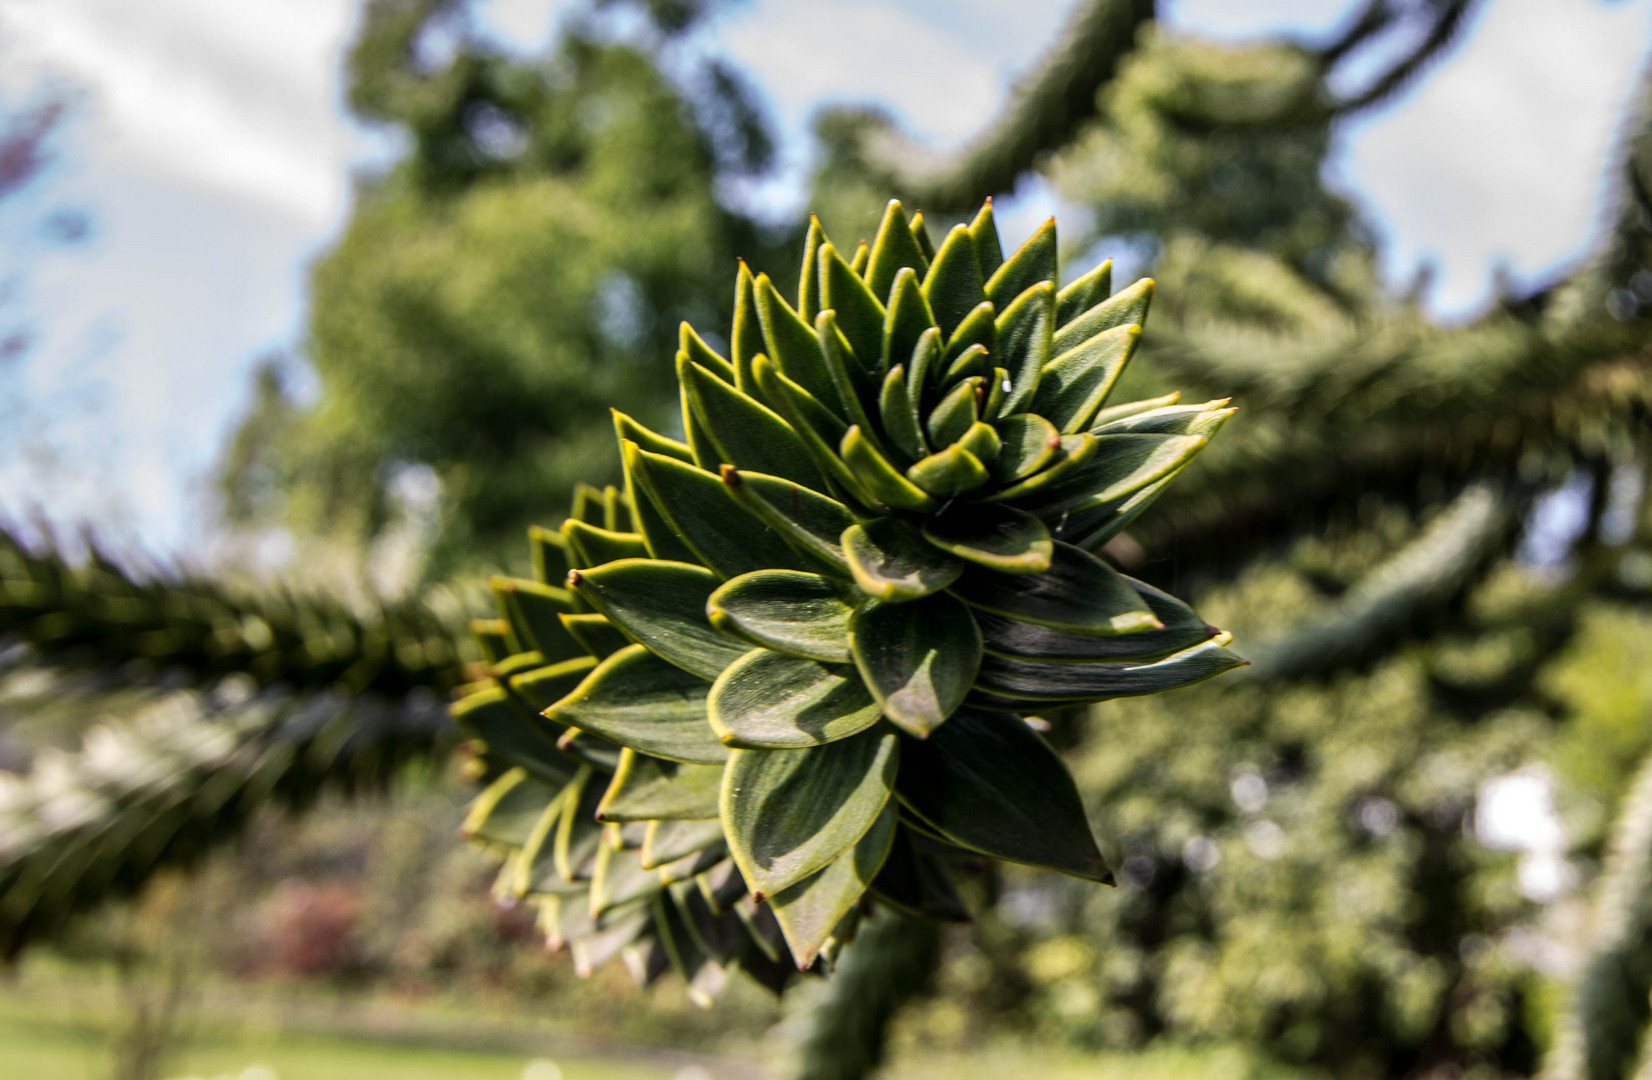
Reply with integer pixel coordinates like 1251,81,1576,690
1330,0,1652,316
0,0,358,228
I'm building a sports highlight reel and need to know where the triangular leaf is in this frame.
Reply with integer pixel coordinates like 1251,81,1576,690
990,413,1062,482
770,802,896,969
680,322,735,383
568,559,748,680
922,503,1052,574
682,357,826,489
720,727,898,899
906,444,990,498
950,540,1158,634
1007,433,1209,517
994,281,1054,416
848,592,981,737
625,442,810,578
598,749,723,822
882,268,937,377
984,217,1056,307
612,409,693,463
841,426,937,512
976,576,1214,662
925,377,981,447
972,633,1246,702
1056,258,1112,325
562,520,649,569
707,570,855,663
922,225,985,338
1030,324,1142,434
719,466,855,574
732,261,765,395
879,365,928,463
558,613,632,659
642,817,726,871
798,214,826,321
546,644,728,765
966,199,1003,282
754,358,880,512
842,517,963,602
819,241,885,372
866,200,928,305
1051,277,1154,355
708,648,882,748
756,273,838,411
896,708,1111,883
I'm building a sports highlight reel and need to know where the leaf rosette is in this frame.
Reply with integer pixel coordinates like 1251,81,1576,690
449,200,1244,993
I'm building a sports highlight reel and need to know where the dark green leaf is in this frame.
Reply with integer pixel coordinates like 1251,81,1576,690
562,520,650,570
815,310,880,435
1089,399,1234,437
993,281,1054,415
904,325,943,409
984,216,1055,307
966,199,1003,281
625,443,809,579
708,648,881,748
879,365,927,462
897,708,1111,883
508,655,602,712
798,214,825,321
909,209,936,260
984,434,1097,503
589,844,659,917
1089,390,1180,429
942,342,991,388
558,613,632,659
951,540,1157,634
819,241,885,372
865,200,928,304
843,517,963,602
642,817,726,870
849,593,981,737
869,825,970,921
906,444,990,497
956,420,1001,465
1008,433,1208,517
707,570,855,663
922,225,985,338
452,686,573,785
1030,324,1141,434
770,801,896,969
732,260,765,396
719,466,855,574
721,728,898,898
754,358,881,512
462,768,557,849
756,273,838,411
546,644,727,765
528,523,571,586
553,767,606,883
597,749,722,822
682,357,825,489
925,377,981,447
621,440,701,565
991,413,1062,482
1051,276,1153,355
976,577,1215,662
568,559,746,680
922,504,1052,574
612,409,693,463
944,301,996,373
1056,257,1112,325
883,268,937,377
491,576,583,661
841,426,937,512
971,633,1246,702
680,322,735,383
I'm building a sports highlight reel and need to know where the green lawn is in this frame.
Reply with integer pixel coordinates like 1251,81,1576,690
0,989,686,1080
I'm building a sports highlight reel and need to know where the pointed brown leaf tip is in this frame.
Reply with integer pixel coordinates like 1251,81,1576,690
1100,870,1117,887
719,464,743,487
751,890,766,904
566,570,584,587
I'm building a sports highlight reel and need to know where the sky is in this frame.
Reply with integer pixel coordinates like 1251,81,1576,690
0,0,1649,554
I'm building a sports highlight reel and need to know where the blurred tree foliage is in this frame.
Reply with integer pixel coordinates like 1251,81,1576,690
220,0,790,574
8,2,1652,1080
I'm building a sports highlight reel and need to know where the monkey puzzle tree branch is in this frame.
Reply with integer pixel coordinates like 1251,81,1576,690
0,686,456,956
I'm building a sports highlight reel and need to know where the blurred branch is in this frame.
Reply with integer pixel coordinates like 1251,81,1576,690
1242,481,1518,681
854,0,1156,213
1322,0,1478,116
0,686,456,956
0,524,469,698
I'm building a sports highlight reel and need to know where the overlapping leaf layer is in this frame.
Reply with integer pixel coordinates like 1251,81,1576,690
450,201,1241,997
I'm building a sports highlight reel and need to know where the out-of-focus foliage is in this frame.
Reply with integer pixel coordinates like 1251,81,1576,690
221,0,788,574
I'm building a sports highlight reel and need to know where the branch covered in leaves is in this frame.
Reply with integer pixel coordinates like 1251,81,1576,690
852,0,1156,213
0,685,455,956
1241,482,1518,681
0,525,468,697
